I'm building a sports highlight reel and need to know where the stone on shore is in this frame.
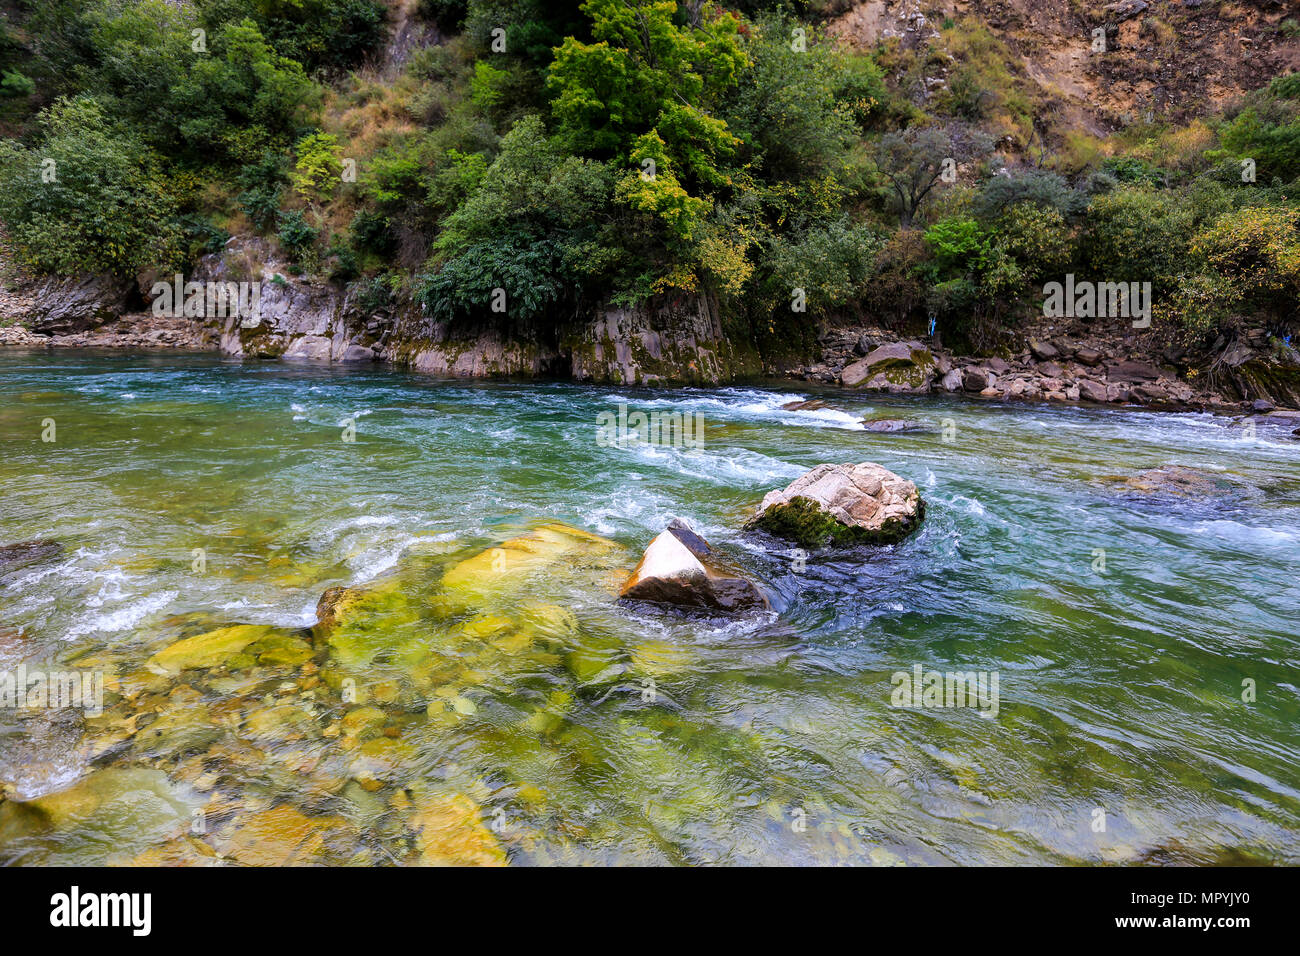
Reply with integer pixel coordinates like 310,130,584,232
748,462,925,548
841,343,936,393
1029,340,1059,361
1078,379,1109,403
620,521,768,613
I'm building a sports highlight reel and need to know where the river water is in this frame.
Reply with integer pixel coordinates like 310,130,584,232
1,351,1297,865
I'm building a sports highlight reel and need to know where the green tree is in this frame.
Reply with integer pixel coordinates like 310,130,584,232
546,0,747,185
0,97,181,276
724,17,882,182
875,125,992,227
292,131,344,199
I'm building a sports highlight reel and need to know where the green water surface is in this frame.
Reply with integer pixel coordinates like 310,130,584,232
0,351,1297,865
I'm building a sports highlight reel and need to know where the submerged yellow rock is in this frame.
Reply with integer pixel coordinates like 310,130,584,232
316,578,426,668
148,625,277,674
218,804,354,866
439,523,623,610
410,794,507,866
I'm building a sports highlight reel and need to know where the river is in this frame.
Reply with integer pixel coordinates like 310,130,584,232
1,351,1297,865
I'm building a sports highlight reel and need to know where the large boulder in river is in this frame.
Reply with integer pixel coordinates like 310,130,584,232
747,462,925,548
620,520,768,613
840,343,936,393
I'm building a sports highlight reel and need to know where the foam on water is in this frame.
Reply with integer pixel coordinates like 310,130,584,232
68,588,178,638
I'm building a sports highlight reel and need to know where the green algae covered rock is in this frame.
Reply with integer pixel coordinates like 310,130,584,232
748,462,925,548
439,523,625,611
315,577,426,669
148,624,278,674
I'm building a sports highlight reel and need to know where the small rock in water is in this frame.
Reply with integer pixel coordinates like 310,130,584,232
216,804,355,866
860,418,928,433
780,398,829,412
748,462,925,548
0,539,62,574
147,624,276,674
410,793,507,866
621,522,768,613
0,626,26,666
1121,465,1234,497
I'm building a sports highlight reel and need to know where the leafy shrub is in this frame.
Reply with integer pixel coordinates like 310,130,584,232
724,16,869,181
1191,205,1300,309
416,234,571,323
418,0,469,31
355,273,396,311
350,209,394,255
237,151,289,231
292,131,344,199
761,218,884,312
992,202,1075,284
1101,156,1166,188
1217,74,1300,182
0,70,35,98
277,209,319,262
0,97,181,276
1082,186,1196,286
73,5,320,165
208,0,387,73
178,215,231,261
972,169,1086,220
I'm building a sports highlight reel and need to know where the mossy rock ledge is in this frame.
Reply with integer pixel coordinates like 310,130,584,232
747,463,926,548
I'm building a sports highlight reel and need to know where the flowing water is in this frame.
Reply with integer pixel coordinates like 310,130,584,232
1,351,1298,865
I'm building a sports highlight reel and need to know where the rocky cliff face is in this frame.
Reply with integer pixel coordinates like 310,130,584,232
189,239,386,363
831,0,1299,138
388,293,759,384
0,240,755,384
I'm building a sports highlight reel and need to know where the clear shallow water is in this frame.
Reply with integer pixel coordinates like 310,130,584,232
1,351,1298,865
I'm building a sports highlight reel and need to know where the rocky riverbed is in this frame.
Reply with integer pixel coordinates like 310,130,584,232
2,354,1299,865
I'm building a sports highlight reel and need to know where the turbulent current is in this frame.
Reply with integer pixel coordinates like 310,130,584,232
1,351,1297,865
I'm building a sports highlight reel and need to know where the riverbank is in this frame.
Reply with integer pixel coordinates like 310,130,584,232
6,314,1298,424
3,250,1298,416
